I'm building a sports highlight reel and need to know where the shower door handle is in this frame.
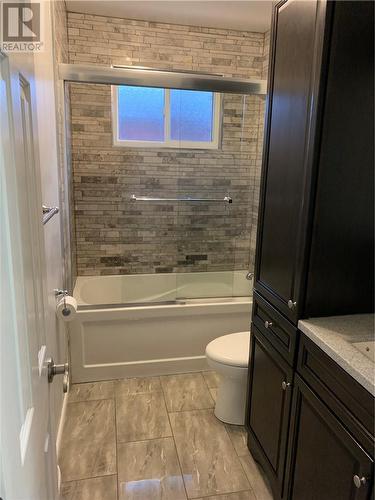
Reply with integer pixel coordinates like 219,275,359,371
130,194,233,204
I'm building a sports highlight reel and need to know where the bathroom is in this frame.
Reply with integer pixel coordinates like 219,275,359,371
0,1,373,500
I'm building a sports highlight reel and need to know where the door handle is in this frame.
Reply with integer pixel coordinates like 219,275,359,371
46,357,69,393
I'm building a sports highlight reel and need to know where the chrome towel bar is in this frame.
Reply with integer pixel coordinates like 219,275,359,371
130,195,232,204
42,205,59,225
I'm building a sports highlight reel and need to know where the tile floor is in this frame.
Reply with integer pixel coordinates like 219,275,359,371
59,371,274,500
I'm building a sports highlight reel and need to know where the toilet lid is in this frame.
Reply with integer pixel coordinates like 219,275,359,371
205,331,250,367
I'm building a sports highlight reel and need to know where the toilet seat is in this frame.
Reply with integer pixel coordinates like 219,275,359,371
205,331,250,368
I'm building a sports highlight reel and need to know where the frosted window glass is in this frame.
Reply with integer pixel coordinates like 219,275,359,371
118,86,165,141
170,90,213,142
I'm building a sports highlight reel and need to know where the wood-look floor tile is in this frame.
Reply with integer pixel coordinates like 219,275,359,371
225,425,249,457
117,438,187,500
59,400,116,482
68,381,114,403
115,376,161,397
170,409,249,498
202,371,221,389
61,475,117,500
161,373,214,411
116,392,171,442
240,454,274,500
196,492,257,500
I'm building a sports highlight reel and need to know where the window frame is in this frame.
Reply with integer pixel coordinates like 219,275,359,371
111,85,222,150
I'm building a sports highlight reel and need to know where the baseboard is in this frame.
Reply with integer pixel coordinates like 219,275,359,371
56,391,68,460
72,356,210,383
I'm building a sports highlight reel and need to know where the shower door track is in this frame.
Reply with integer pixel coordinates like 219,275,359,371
77,297,249,311
58,63,267,95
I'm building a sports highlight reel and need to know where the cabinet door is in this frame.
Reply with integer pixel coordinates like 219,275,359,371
286,375,374,500
254,0,322,322
246,326,293,498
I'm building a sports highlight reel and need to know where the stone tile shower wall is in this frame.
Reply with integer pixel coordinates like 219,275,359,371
67,12,269,276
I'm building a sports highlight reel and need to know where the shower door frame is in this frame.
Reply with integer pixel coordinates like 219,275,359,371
57,63,268,298
58,63,267,95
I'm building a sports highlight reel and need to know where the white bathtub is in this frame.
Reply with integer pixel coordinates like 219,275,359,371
70,271,252,383
74,270,251,305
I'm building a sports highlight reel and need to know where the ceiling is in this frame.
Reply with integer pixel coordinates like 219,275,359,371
65,1,273,33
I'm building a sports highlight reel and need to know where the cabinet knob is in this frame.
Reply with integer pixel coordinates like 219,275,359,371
281,381,291,391
287,300,297,310
353,475,367,488
264,320,273,329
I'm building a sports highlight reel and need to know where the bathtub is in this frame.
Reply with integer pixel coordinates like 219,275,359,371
70,271,253,383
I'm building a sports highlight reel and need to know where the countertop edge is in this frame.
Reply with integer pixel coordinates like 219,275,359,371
298,320,375,397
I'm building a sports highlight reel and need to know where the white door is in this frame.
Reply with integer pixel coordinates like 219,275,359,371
0,50,56,500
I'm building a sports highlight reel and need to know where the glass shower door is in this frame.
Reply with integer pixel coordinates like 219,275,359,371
174,91,255,300
69,81,181,303
68,77,265,305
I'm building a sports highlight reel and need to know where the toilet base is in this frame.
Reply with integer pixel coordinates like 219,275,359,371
213,369,248,425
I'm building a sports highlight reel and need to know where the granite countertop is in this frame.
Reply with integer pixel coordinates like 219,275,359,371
298,314,375,396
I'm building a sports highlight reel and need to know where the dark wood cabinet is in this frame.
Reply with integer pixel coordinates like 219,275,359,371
254,0,322,323
297,335,374,447
247,0,374,498
285,375,373,500
246,330,375,500
254,0,374,323
246,327,293,498
303,1,374,317
252,291,298,365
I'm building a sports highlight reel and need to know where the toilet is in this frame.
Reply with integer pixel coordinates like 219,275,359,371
205,331,250,425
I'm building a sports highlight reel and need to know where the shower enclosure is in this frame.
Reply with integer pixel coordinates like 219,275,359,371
59,64,267,380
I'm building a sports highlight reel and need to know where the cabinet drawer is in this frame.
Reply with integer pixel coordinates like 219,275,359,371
252,291,298,365
297,334,374,455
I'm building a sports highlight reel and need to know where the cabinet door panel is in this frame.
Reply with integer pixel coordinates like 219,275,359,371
247,327,293,496
286,376,373,500
255,0,319,321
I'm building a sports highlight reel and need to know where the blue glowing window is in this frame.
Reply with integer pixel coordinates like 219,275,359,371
118,86,165,142
114,85,219,148
170,90,213,142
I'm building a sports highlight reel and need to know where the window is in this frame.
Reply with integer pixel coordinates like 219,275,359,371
112,85,221,149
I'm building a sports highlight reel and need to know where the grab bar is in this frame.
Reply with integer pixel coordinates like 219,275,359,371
42,205,59,225
130,194,232,204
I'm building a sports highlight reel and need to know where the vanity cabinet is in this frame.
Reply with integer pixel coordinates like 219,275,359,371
254,0,374,323
246,330,374,500
285,375,373,500
246,327,293,498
